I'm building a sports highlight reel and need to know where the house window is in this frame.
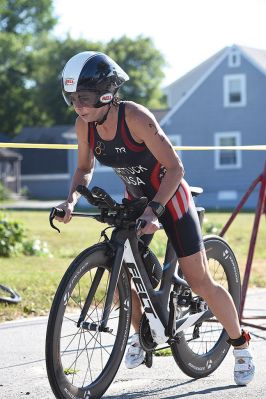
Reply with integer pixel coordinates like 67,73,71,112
214,132,242,169
228,50,241,67
218,190,237,200
169,134,182,158
223,74,246,107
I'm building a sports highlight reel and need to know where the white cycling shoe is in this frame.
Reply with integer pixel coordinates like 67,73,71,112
233,348,255,385
125,333,145,369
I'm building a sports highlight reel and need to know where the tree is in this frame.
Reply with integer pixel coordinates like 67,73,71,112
0,1,167,135
0,0,56,135
0,32,34,134
106,36,167,108
0,0,56,34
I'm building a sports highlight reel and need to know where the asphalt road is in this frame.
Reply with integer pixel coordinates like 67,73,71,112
0,289,266,399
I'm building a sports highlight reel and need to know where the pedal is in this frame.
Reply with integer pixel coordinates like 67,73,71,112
144,351,153,368
191,297,208,313
177,288,192,306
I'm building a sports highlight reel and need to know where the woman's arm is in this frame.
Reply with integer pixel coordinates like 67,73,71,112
56,116,95,223
67,116,95,206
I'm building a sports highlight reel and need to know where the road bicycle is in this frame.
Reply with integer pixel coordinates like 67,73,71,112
46,185,241,399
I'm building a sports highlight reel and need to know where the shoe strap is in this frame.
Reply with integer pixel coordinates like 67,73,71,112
130,333,140,344
128,345,141,355
233,348,252,358
235,362,253,372
227,329,251,347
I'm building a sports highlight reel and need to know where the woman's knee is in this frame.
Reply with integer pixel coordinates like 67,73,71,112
188,275,218,298
179,250,214,296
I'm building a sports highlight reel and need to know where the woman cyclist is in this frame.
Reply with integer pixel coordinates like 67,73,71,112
56,51,255,385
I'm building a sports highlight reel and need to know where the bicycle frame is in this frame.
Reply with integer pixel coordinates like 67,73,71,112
81,222,213,346
47,187,242,399
49,185,213,347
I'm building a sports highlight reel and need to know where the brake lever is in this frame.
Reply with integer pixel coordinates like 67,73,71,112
49,207,65,233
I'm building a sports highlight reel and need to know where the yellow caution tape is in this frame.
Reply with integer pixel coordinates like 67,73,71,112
173,145,266,151
0,142,265,151
0,143,78,150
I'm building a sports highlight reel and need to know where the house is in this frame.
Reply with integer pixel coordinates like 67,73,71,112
161,44,266,209
0,148,22,193
11,126,73,199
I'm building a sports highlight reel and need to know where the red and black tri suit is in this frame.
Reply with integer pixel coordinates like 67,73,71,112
88,101,203,258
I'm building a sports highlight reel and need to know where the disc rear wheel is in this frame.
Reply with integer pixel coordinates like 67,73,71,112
171,236,241,378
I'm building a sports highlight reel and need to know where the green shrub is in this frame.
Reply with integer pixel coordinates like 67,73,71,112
23,238,52,257
0,182,11,201
19,186,29,199
0,215,25,256
203,219,223,235
0,214,52,257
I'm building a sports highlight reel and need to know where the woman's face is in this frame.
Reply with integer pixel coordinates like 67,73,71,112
73,103,108,123
65,91,110,123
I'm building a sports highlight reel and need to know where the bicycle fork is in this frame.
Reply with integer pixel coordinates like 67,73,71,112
77,242,125,333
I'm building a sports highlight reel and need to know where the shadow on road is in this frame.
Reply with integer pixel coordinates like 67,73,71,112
105,379,243,399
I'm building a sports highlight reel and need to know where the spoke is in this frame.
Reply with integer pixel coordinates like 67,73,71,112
82,329,93,386
57,263,123,390
63,331,98,372
77,280,82,308
63,315,78,324
61,326,83,358
85,330,112,356
61,331,83,339
71,323,83,384
68,294,83,310
100,328,103,371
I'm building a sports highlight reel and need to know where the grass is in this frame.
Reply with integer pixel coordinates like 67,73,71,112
0,210,265,322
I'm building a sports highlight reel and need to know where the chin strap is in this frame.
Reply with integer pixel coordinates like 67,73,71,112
227,329,251,347
95,103,112,126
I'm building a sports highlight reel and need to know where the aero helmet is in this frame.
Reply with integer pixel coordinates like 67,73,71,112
62,51,129,108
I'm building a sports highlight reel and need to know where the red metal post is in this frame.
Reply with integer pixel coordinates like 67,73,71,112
219,161,266,329
220,174,262,237
240,162,266,320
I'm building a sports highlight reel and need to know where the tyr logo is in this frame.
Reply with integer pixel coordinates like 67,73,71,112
115,147,126,153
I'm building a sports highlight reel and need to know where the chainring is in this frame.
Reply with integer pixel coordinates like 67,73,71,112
139,314,157,352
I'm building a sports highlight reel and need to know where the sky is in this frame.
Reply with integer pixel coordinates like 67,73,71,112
53,0,266,87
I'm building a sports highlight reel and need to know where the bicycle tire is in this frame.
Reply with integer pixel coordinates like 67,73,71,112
45,243,132,399
0,284,21,304
170,235,241,378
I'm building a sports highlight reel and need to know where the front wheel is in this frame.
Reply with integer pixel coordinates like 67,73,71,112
45,244,132,399
171,235,241,378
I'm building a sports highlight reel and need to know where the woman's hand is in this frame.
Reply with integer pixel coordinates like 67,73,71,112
137,206,160,236
55,201,74,224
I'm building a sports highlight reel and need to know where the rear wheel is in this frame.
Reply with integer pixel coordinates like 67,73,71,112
46,245,131,399
171,236,241,378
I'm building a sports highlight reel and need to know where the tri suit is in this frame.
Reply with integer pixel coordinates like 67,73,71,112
88,101,204,258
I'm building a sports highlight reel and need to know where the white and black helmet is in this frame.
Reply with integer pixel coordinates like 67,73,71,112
62,51,129,108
